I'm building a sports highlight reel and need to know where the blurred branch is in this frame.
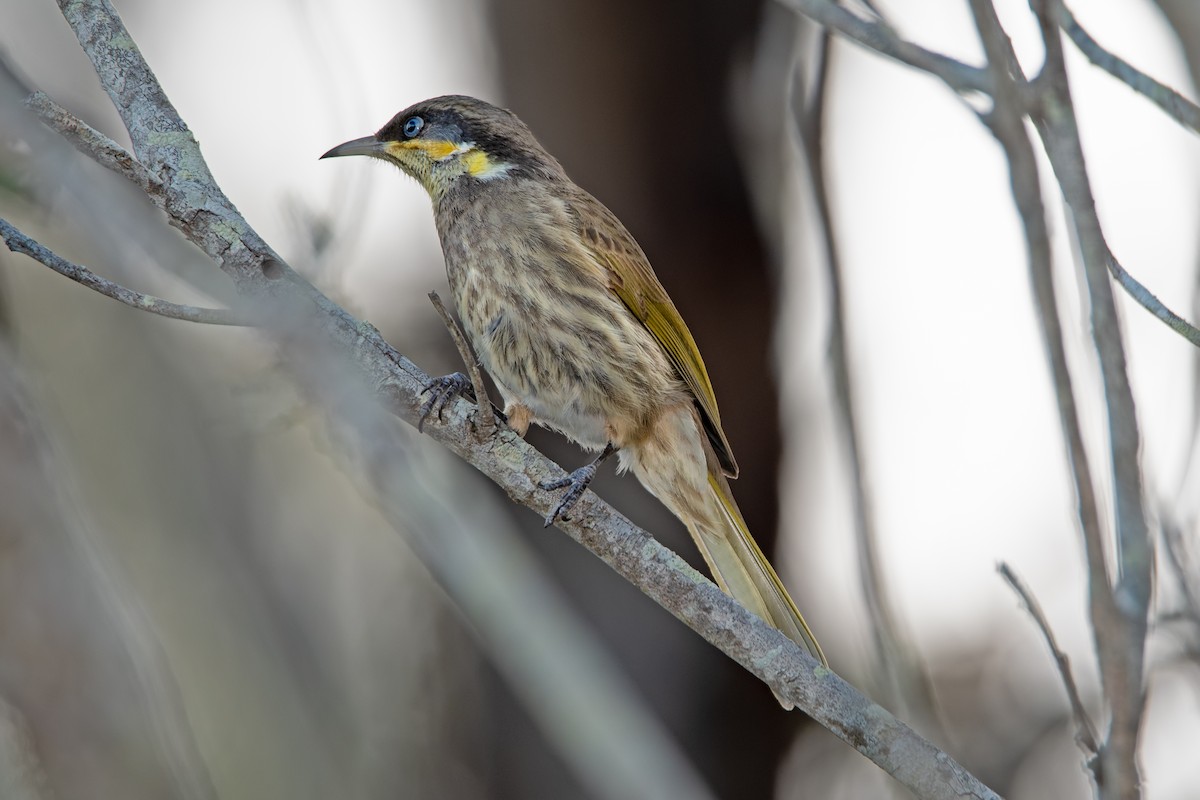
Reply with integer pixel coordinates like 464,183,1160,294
967,1,1149,797
1058,3,1200,136
427,290,495,432
967,0,1116,710
773,0,992,94
791,33,944,738
24,90,162,192
299,356,719,800
774,0,1200,352
1026,7,1151,798
0,343,217,799
0,697,52,800
964,1,1121,784
1104,251,1200,348
31,1,1002,798
0,219,247,325
998,563,1100,758
1162,515,1200,627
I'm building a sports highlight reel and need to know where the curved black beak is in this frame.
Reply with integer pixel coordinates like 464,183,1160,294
320,136,385,160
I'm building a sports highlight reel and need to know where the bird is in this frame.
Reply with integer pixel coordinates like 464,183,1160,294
322,95,826,705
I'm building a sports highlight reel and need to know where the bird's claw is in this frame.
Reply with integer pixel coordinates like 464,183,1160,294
418,372,475,432
539,463,598,526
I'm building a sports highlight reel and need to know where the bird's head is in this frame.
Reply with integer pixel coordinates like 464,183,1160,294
321,95,561,201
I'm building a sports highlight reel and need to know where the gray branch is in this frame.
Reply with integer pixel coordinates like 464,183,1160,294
1027,13,1151,799
1059,3,1200,136
967,1,1150,797
774,0,1168,796
24,90,161,192
0,220,246,326
966,4,1121,793
998,563,1100,758
773,0,992,94
773,0,1200,351
32,0,1002,798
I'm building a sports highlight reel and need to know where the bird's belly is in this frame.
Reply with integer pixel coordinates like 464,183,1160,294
478,322,614,449
463,302,637,451
443,223,678,452
516,391,610,451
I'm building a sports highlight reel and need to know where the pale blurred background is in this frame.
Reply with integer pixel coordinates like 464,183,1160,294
0,1,1198,798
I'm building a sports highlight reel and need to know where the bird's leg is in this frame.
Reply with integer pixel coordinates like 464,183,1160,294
539,442,617,526
417,372,475,432
503,402,533,437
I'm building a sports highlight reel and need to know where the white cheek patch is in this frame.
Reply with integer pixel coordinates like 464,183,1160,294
474,161,516,181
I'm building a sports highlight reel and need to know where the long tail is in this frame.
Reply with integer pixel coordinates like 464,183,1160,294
622,406,825,707
691,473,827,680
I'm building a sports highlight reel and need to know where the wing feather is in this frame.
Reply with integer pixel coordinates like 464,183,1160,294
571,195,739,477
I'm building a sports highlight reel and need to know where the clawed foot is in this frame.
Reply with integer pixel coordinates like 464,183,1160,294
539,463,599,526
418,372,475,432
538,442,616,527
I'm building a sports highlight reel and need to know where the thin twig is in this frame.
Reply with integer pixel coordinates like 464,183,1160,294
427,290,495,432
999,563,1101,758
1059,3,1200,136
1106,251,1200,347
1161,515,1200,624
773,2,1200,354
772,0,992,95
0,219,247,326
24,91,161,192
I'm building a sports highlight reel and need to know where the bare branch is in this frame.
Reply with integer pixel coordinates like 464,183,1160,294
1162,515,1200,625
968,0,1120,677
1106,251,1200,348
24,90,161,192
774,1,1200,353
999,563,1101,757
969,7,1123,785
1059,3,1200,136
427,290,495,432
773,0,992,95
0,219,247,326
1027,2,1151,797
44,1,1002,797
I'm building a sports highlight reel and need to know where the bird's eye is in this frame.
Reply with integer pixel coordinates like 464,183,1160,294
403,116,424,138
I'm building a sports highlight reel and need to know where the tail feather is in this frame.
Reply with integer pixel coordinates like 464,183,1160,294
688,474,826,707
619,404,824,708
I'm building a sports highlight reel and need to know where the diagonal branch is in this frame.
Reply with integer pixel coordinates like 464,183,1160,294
0,219,247,326
999,563,1100,758
773,0,992,94
773,0,1200,353
1059,3,1200,135
1105,251,1200,347
24,90,161,192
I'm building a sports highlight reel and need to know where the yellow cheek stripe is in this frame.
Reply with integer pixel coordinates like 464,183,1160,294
385,139,511,179
387,139,461,160
464,149,513,179
464,149,490,176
